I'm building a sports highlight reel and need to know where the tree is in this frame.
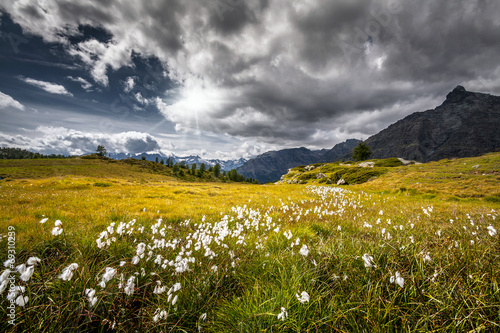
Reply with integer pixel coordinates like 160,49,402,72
173,163,180,175
96,145,107,157
191,163,197,175
352,142,372,161
160,159,164,165
155,156,159,163
213,163,221,178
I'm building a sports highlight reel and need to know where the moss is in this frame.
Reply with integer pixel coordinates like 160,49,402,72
374,158,404,167
342,168,387,185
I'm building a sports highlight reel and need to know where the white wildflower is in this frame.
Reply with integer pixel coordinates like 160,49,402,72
85,288,98,307
26,257,41,266
59,263,78,281
487,225,497,236
299,244,309,257
362,253,375,268
136,243,146,257
15,264,26,274
40,218,48,224
131,256,140,265
390,271,404,288
296,290,310,303
153,281,166,294
20,265,35,282
0,280,8,294
16,295,29,307
277,307,288,321
4,259,14,268
124,276,135,295
52,226,63,236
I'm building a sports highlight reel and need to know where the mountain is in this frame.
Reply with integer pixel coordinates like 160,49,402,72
317,139,361,162
236,147,327,184
108,152,246,171
365,86,500,162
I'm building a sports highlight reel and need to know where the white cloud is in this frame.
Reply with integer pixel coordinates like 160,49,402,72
67,76,93,91
21,77,73,96
0,127,164,155
124,77,135,93
0,91,25,110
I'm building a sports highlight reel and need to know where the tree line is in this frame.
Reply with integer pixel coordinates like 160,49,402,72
0,147,69,159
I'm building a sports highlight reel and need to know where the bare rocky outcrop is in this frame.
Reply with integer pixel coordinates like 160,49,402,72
365,86,500,162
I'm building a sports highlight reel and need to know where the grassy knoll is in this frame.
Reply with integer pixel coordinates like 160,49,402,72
0,154,499,332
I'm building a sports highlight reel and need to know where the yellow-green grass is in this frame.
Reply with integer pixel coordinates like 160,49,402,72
0,154,499,332
283,152,500,200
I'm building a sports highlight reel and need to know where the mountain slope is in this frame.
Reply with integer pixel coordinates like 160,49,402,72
365,86,500,162
236,147,326,183
317,139,361,162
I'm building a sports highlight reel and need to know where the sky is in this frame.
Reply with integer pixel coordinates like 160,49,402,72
0,0,499,160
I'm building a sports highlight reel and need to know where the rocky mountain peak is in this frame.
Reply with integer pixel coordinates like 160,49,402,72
444,85,469,104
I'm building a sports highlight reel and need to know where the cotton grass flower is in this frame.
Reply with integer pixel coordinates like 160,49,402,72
296,291,310,303
26,257,41,266
390,271,404,288
85,288,98,307
4,259,14,268
299,244,309,257
20,265,35,282
40,218,48,224
124,276,135,295
52,224,63,236
277,307,288,321
16,295,29,307
362,254,375,268
7,285,25,302
487,225,497,236
0,269,11,282
99,267,117,288
153,281,166,294
59,263,78,281
131,256,140,265
0,279,8,294
153,308,168,322
15,264,26,274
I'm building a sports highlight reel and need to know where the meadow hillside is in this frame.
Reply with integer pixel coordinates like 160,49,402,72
0,153,499,332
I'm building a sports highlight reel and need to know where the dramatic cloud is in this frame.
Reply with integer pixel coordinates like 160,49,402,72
1,0,499,157
0,91,25,110
21,77,73,96
0,127,163,155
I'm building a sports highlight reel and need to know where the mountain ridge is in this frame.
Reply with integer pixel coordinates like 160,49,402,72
365,85,500,162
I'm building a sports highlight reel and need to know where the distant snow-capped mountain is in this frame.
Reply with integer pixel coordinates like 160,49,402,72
108,152,247,171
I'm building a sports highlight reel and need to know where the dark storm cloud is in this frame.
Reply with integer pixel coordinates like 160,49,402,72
1,0,500,157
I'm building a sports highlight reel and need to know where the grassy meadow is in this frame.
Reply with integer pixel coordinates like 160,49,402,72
0,154,499,332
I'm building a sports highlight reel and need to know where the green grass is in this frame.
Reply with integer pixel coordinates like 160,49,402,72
0,154,499,332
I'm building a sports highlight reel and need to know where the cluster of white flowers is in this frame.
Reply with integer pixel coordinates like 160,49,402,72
390,272,404,288
99,267,117,288
52,220,63,236
85,288,97,307
296,290,310,303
